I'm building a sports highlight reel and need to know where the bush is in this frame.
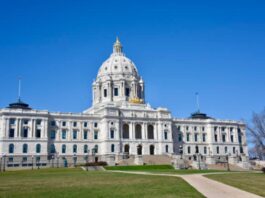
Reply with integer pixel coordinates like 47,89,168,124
85,161,108,166
262,167,265,173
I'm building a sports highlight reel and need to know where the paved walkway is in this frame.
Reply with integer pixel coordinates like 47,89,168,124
107,171,262,198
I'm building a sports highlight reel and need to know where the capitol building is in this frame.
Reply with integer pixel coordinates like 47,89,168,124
0,38,249,169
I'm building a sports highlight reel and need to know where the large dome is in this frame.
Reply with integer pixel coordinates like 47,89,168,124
97,38,139,79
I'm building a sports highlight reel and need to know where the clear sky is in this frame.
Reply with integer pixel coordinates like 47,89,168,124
0,0,264,122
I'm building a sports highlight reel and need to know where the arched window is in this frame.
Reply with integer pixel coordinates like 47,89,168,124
94,145,98,153
225,146,228,153
122,124,129,139
187,146,191,154
50,144,56,154
23,144,28,153
110,129,115,139
204,146,207,154
84,145,88,153
164,131,168,140
195,145,199,153
73,144,77,153
147,125,154,139
36,144,41,153
62,144,66,154
135,124,142,139
111,144,115,153
9,144,14,154
137,145,142,155
165,145,169,153
216,146,219,154
150,145,155,155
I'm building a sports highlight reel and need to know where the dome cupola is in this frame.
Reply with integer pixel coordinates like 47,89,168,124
92,38,145,106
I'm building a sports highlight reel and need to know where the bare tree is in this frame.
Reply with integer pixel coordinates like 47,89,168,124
247,108,265,160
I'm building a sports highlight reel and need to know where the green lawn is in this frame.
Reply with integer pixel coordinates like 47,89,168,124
105,165,225,174
0,168,204,198
205,173,265,197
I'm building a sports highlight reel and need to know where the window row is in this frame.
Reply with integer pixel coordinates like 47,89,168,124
9,119,42,125
122,124,169,140
9,144,41,154
50,121,98,128
50,144,99,154
9,128,41,138
50,130,98,140
103,87,130,98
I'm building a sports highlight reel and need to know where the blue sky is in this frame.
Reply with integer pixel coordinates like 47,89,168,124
0,0,264,122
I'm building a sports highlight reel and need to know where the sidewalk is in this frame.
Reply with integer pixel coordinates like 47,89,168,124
107,170,262,198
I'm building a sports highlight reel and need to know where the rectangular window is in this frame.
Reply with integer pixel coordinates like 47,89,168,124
202,133,206,142
104,89,107,97
94,122,98,128
204,147,207,154
10,119,16,125
114,88,119,96
9,129,15,138
194,126,197,131
8,157,13,163
73,122,77,127
187,133,190,142
214,126,218,132
178,134,182,142
50,121,56,126
62,130,67,139
216,146,219,154
125,88,130,97
36,119,42,125
23,120,29,125
222,134,226,142
194,134,198,142
202,127,205,131
83,122,88,127
23,128,28,138
214,134,218,142
83,131,88,139
221,127,225,132
50,131,56,139
62,121,66,127
36,129,41,138
73,130,77,139
231,135,234,142
94,131,98,140
110,130,114,139
233,147,236,154
164,131,168,140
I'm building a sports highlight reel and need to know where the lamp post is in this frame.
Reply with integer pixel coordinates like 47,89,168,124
73,153,77,167
31,155,34,170
197,153,201,170
51,155,54,168
37,155,40,170
3,153,6,172
56,153,59,168
179,145,183,159
86,149,90,171
0,156,2,172
92,148,96,163
226,153,231,171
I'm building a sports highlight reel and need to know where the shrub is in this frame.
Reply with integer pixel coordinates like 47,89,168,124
262,167,265,173
85,161,108,166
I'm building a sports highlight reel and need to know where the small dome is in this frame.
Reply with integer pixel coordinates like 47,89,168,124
97,38,139,79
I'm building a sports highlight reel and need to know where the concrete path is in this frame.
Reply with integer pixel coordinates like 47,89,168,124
108,171,262,198
180,174,262,198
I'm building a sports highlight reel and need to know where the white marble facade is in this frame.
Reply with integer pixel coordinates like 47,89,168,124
0,38,248,167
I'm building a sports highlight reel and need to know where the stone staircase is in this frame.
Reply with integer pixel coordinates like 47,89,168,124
208,163,247,171
117,155,172,166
